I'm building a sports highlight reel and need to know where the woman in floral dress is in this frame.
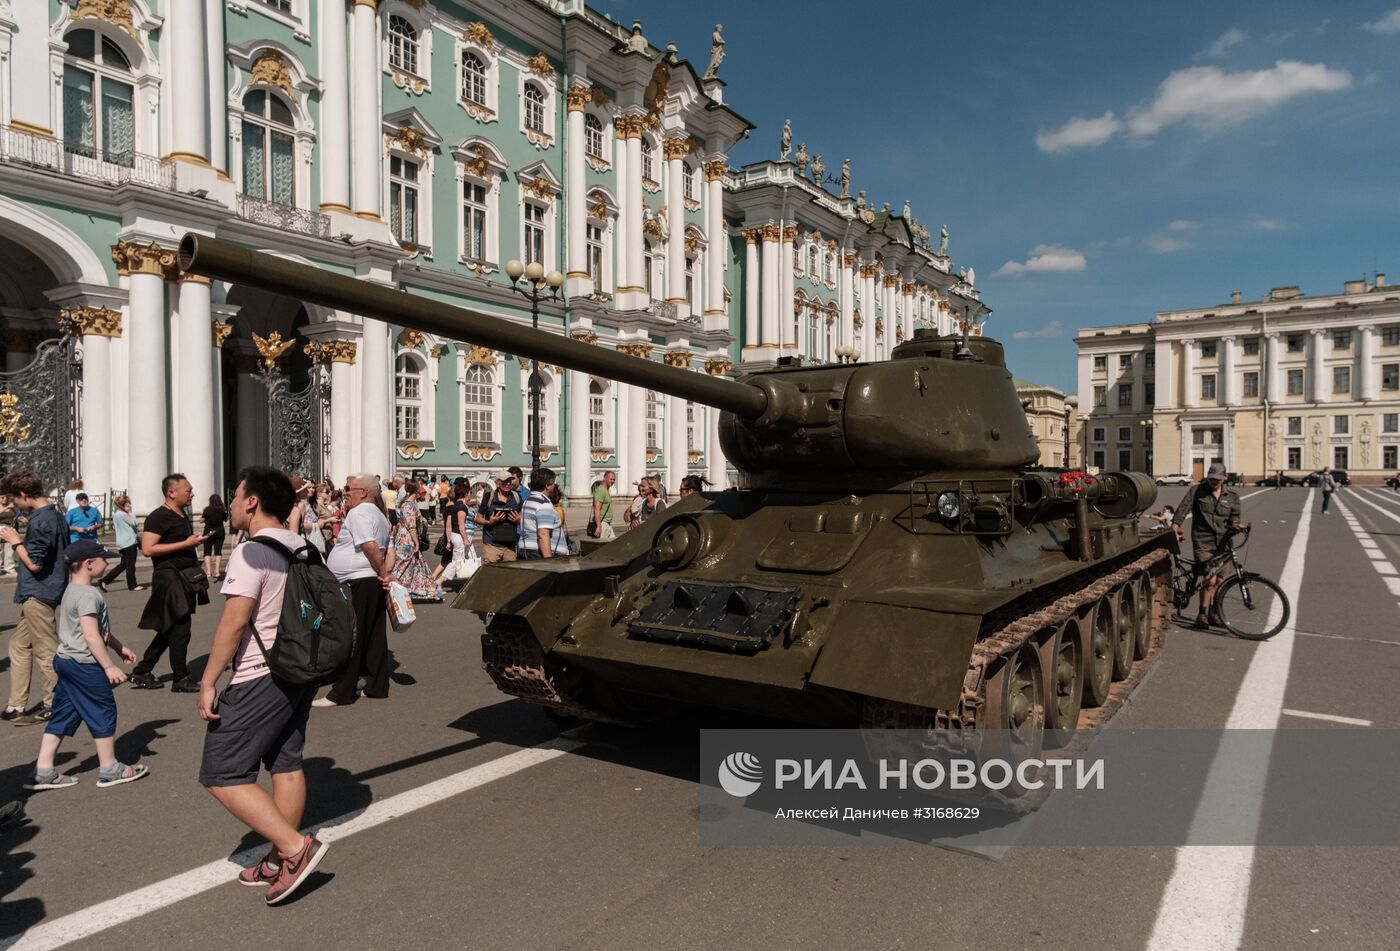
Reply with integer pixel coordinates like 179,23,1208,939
391,479,443,602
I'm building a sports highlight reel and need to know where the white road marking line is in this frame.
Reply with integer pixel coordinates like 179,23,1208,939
1297,629,1400,648
1387,578,1400,597
1145,493,1311,951
1361,487,1400,507
1281,708,1374,727
1376,563,1398,575
1344,489,1400,527
0,739,582,951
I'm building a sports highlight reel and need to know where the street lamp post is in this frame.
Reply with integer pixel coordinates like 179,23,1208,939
505,259,563,477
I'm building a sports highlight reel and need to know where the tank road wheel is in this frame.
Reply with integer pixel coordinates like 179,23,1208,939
1039,620,1082,741
981,642,1046,775
1082,597,1114,708
1112,583,1138,681
1133,573,1154,660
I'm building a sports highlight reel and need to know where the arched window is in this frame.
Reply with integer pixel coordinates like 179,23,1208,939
62,29,134,164
585,114,603,158
792,238,802,273
523,83,546,134
645,389,663,451
586,222,604,286
825,252,835,283
461,51,487,106
526,371,551,449
808,245,819,276
388,16,419,75
683,162,695,201
641,138,655,182
395,354,423,441
241,89,297,206
589,380,606,449
462,364,495,444
463,177,488,261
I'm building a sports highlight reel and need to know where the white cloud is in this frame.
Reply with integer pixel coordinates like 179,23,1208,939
1035,112,1122,154
1196,27,1247,60
1364,9,1400,33
1146,233,1190,253
1127,61,1352,137
1012,320,1065,341
995,245,1087,276
1249,216,1289,230
1167,219,1199,231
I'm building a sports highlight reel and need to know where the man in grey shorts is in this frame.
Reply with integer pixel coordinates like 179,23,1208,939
197,467,329,906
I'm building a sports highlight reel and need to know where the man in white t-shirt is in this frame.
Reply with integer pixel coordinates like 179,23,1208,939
319,473,392,708
197,466,329,906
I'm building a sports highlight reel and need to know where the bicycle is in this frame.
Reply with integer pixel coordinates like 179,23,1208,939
1172,526,1290,640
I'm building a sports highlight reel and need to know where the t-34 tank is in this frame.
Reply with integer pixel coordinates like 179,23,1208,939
179,235,1175,770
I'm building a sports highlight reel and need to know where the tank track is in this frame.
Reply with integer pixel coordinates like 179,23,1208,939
481,616,632,725
862,545,1173,812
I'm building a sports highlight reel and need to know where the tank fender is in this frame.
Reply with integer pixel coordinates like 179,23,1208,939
808,603,981,710
454,561,618,648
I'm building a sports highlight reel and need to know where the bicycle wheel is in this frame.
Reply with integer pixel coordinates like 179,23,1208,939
1215,573,1290,641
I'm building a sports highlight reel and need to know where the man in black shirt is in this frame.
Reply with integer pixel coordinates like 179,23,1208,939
130,474,207,691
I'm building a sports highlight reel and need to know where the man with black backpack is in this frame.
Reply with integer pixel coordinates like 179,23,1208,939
197,467,337,906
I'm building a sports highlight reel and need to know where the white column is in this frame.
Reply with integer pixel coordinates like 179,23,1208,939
77,330,112,510
565,87,590,298
319,0,351,211
1308,329,1327,403
567,368,591,497
613,122,630,295
1358,325,1377,400
325,343,355,483
360,317,391,474
860,264,875,358
1131,352,1145,413
615,383,632,488
664,138,687,315
900,280,913,344
1182,338,1198,409
624,126,645,306
743,230,760,349
1264,333,1282,403
666,388,688,493
839,251,854,352
626,373,646,485
126,268,168,513
176,276,216,499
234,351,263,473
780,227,795,351
704,161,725,319
205,0,226,171
167,0,209,162
350,0,381,218
706,401,725,487
760,230,779,348
1219,335,1236,406
882,275,896,358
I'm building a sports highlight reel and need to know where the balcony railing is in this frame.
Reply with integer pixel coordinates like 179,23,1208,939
236,193,331,239
644,299,699,326
0,125,173,190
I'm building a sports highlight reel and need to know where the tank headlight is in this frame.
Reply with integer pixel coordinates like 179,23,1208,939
937,491,961,521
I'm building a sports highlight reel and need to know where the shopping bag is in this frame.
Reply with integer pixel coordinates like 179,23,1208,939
387,581,417,631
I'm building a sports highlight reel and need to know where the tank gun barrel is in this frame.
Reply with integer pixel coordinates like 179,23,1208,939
177,234,769,420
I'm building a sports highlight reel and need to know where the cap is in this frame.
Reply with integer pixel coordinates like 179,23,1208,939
64,539,120,563
1206,462,1227,481
493,471,514,482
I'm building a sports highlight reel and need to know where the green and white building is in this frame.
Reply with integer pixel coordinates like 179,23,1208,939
0,0,986,512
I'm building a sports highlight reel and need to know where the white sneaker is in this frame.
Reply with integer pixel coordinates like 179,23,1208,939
311,697,342,708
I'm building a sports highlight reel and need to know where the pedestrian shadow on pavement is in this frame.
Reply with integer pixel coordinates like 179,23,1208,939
230,756,372,857
68,718,179,777
0,812,44,940
345,700,554,785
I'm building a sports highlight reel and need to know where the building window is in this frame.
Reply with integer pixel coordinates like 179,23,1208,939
1119,354,1133,369
526,378,549,449
388,15,419,75
462,364,494,444
240,90,296,206
686,256,696,307
394,355,422,441
1383,363,1399,390
62,30,135,165
1201,341,1217,358
1201,374,1216,400
1333,366,1350,394
687,403,698,454
1118,385,1132,407
1144,382,1155,406
589,380,606,449
1287,369,1304,395
523,202,545,265
1093,385,1106,408
1092,450,1105,469
1242,337,1260,356
1092,427,1105,442
523,83,546,134
645,390,663,451
462,179,488,261
1384,445,1398,469
641,138,655,182
1287,416,1302,436
1119,449,1132,470
808,245,820,276
461,52,487,106
587,223,604,287
1144,351,1155,369
1192,427,1223,446
1288,446,1302,468
389,155,420,246
1243,371,1259,397
585,114,603,159
1117,426,1131,442
1384,413,1399,434
1333,330,1352,350
1384,326,1400,347
825,253,835,284
684,162,696,201
1334,446,1349,469
1287,333,1305,353
1093,355,1107,371
643,250,654,295
1334,415,1349,435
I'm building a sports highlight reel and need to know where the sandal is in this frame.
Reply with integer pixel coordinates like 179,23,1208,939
96,763,149,788
24,771,79,791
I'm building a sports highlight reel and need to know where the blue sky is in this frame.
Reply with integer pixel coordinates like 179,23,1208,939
618,1,1400,393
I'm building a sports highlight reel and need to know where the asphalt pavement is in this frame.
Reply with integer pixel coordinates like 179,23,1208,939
1,488,1397,951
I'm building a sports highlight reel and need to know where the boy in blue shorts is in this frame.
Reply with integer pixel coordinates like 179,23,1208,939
24,539,149,790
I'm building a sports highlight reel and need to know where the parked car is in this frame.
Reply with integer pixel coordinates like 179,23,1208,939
1254,474,1301,487
1225,472,1244,486
1155,474,1191,486
1387,473,1400,490
1300,469,1351,487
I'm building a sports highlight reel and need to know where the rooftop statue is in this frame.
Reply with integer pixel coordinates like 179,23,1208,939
810,154,825,184
626,19,648,54
937,223,948,256
794,142,809,172
702,24,724,80
779,119,792,162
839,158,851,198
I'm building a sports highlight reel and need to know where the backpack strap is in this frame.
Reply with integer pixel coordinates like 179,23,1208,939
248,534,321,565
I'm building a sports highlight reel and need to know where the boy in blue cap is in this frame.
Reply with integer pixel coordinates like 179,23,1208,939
24,539,149,790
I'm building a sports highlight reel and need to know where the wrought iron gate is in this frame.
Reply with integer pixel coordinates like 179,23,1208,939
262,366,329,482
0,336,81,490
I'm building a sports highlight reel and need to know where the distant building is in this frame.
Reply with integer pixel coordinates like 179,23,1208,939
1077,278,1400,481
1016,381,1074,467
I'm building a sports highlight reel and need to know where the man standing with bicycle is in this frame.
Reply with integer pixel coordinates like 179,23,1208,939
1171,463,1244,630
